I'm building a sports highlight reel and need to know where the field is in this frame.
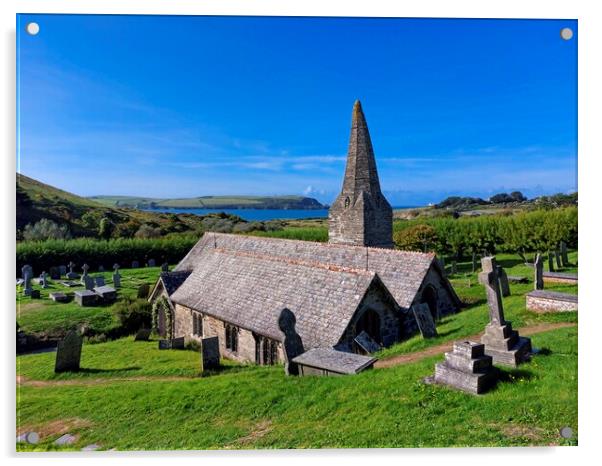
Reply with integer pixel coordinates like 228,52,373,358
16,250,578,450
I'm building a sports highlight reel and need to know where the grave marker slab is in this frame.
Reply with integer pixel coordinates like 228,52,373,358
354,330,382,353
54,434,77,446
94,285,117,302
74,290,97,306
201,336,220,370
49,292,69,303
60,280,79,287
411,303,438,338
54,330,83,372
158,336,185,350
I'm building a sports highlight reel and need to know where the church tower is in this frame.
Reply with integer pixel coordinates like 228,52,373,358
328,100,393,248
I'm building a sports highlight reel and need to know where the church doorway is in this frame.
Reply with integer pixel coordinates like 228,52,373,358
421,285,438,321
355,309,382,345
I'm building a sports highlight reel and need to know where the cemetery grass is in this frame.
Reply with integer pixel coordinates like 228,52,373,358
16,267,165,338
16,326,577,450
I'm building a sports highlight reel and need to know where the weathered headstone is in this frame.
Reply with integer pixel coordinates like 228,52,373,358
66,261,79,279
548,252,555,272
94,285,117,302
354,330,382,353
158,336,185,350
40,272,49,289
555,249,562,269
22,265,33,296
134,328,152,341
147,259,156,267
479,256,532,366
83,275,95,291
560,241,569,267
49,292,69,303
54,330,83,372
411,303,438,338
74,290,97,306
95,276,106,287
131,261,139,269
534,253,544,290
112,263,121,288
49,267,61,280
161,262,169,272
278,308,304,376
496,265,510,297
201,336,220,370
426,340,497,394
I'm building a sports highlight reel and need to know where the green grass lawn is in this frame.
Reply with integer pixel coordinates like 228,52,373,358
16,266,165,338
16,326,577,451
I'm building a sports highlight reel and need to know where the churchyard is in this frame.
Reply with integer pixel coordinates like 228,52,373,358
16,249,578,450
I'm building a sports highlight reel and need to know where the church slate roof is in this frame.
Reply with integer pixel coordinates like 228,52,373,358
159,270,191,296
175,232,441,309
170,247,386,349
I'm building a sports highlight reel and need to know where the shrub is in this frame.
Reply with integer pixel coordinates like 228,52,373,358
394,224,438,252
22,219,71,241
115,298,152,334
135,224,162,239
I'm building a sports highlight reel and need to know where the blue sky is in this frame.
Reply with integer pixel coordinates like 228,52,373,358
17,15,577,206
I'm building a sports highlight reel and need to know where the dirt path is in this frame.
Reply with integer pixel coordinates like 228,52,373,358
375,321,576,369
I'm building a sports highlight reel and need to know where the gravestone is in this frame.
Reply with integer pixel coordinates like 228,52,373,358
112,263,121,288
66,261,79,279
548,252,555,272
560,241,569,266
534,253,544,290
426,341,497,394
98,265,105,272
40,272,49,289
479,256,532,367
131,261,139,269
74,290,97,306
555,249,562,269
134,328,152,341
147,259,156,267
94,285,117,302
496,265,510,297
278,308,305,375
59,265,67,276
161,262,169,272
95,276,106,287
49,267,61,280
158,336,185,350
54,330,83,372
22,265,33,296
83,275,95,291
354,330,381,353
201,336,220,370
49,292,69,303
80,263,90,285
411,303,438,338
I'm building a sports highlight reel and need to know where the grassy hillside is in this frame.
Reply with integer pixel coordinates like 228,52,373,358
89,194,326,210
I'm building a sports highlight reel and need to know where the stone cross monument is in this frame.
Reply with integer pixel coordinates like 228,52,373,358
278,308,304,376
328,100,393,248
479,256,532,367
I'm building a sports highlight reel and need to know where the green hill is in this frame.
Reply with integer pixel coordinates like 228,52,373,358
89,194,326,210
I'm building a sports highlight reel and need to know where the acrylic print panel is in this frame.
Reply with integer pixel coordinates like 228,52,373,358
16,14,577,451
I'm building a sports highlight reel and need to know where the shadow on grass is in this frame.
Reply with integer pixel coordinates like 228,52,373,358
200,364,259,378
533,347,552,356
496,367,534,384
76,366,142,374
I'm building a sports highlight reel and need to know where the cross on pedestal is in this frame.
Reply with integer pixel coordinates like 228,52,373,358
68,261,76,273
478,256,505,326
81,264,90,275
112,263,120,272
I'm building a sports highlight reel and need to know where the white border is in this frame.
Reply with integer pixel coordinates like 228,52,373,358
2,1,600,465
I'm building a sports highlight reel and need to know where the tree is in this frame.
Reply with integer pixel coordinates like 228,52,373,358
22,219,71,241
394,224,438,252
510,191,527,202
98,217,115,239
134,224,162,239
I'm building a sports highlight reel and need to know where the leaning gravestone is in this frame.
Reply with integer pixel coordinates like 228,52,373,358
201,336,220,370
49,267,61,280
95,276,106,287
479,256,532,367
54,330,83,373
354,330,381,353
534,253,544,290
411,303,438,338
278,308,304,376
147,259,156,267
134,328,151,341
560,241,569,267
426,340,497,394
496,265,510,297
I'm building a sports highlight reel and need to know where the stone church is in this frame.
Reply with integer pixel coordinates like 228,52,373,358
151,100,460,365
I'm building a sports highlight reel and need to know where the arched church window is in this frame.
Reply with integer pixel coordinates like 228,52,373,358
344,196,350,208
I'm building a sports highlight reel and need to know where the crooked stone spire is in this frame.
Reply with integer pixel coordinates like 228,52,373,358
328,100,393,249
341,100,383,201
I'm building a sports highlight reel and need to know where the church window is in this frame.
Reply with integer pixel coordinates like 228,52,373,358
344,196,350,208
225,324,238,352
192,312,203,337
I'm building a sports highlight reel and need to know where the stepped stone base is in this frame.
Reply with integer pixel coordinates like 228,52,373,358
481,322,532,367
426,341,497,395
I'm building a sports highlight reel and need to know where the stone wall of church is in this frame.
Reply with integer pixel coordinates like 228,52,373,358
173,304,284,364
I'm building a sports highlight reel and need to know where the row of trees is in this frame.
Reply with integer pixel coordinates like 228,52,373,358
393,207,577,261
